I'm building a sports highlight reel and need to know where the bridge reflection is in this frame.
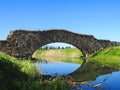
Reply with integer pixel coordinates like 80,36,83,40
66,60,118,82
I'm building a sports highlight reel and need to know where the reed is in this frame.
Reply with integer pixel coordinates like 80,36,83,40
0,51,69,90
32,48,83,63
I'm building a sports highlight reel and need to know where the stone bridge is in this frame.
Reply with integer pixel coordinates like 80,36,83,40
0,29,120,59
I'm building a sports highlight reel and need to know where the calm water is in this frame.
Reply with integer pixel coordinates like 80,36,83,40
35,59,120,90
35,61,81,77
72,71,120,90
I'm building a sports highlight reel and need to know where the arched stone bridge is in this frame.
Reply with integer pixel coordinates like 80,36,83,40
0,29,120,59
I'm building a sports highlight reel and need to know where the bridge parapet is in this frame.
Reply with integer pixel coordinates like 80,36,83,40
98,40,112,48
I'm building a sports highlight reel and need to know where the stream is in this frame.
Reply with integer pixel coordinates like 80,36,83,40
35,58,120,90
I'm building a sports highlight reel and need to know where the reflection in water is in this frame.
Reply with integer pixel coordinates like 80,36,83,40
34,56,83,77
34,56,119,90
68,61,119,90
71,71,120,90
35,57,83,64
35,61,81,77
68,61,118,81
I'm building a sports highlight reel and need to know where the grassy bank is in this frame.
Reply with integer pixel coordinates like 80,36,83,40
0,52,35,76
0,52,68,90
0,52,36,90
0,48,83,90
89,46,120,68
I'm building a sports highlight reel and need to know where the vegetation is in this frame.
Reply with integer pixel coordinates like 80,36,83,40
0,52,69,90
32,48,82,62
0,52,35,76
89,46,120,68
40,45,72,50
33,46,120,68
1,46,120,89
33,48,82,58
0,52,37,90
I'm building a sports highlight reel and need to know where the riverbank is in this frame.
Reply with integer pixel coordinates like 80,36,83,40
33,47,120,68
89,46,120,69
0,52,36,90
0,46,120,89
0,51,69,90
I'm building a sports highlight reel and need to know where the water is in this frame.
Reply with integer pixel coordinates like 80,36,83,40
72,71,120,90
35,61,81,77
35,59,120,90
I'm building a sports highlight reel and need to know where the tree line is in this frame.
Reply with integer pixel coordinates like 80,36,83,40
40,46,72,50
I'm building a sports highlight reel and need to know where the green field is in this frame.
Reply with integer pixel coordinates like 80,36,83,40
33,48,82,58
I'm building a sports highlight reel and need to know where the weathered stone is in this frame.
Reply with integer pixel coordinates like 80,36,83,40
0,29,120,59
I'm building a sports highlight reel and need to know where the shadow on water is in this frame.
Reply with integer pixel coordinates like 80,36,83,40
64,59,120,90
66,60,118,82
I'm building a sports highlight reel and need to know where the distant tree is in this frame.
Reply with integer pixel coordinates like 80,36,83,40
58,46,60,49
49,46,55,49
44,46,48,50
68,46,71,48
66,47,68,49
49,47,52,49
65,46,71,49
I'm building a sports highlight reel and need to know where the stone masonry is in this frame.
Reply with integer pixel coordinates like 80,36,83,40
0,29,120,59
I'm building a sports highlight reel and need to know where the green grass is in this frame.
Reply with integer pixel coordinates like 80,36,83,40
0,51,37,90
0,51,69,90
32,48,83,64
60,48,82,56
1,46,120,89
0,51,35,76
89,46,120,68
33,48,82,58
33,46,120,68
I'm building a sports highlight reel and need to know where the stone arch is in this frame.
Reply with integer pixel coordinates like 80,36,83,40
1,29,119,59
29,37,86,59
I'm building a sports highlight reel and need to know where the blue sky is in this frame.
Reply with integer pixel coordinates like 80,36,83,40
0,0,120,42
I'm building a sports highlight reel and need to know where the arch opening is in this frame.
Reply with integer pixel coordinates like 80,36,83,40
32,42,83,63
